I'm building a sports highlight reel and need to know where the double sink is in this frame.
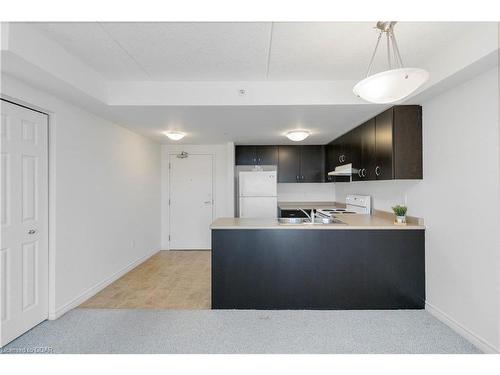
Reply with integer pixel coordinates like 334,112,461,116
278,217,346,225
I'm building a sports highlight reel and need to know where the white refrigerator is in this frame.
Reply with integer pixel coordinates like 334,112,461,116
238,170,277,218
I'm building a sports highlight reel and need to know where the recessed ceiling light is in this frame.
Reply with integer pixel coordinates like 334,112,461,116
286,130,310,142
164,131,186,141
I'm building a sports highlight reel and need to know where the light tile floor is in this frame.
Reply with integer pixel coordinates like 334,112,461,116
79,250,211,309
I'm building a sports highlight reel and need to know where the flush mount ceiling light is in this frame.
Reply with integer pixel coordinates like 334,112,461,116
353,22,429,104
164,131,186,141
286,130,310,142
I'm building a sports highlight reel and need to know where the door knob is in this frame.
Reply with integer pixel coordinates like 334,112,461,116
28,229,37,235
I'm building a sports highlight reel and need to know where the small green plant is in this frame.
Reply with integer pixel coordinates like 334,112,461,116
392,205,408,217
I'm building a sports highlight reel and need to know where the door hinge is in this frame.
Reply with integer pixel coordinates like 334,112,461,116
168,235,171,241
169,162,171,170
169,198,171,205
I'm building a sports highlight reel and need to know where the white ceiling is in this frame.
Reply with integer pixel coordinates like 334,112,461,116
31,22,469,81
8,22,492,145
108,104,384,144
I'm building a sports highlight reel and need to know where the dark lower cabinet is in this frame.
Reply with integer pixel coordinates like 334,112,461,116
212,229,425,310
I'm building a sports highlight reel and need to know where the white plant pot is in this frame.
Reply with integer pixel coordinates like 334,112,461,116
396,215,406,224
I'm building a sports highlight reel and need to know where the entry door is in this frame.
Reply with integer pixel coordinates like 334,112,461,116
1,100,48,346
169,154,213,249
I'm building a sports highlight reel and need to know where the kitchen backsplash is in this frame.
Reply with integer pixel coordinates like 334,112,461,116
278,183,335,202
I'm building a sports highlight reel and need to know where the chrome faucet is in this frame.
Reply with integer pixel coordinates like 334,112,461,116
299,208,315,224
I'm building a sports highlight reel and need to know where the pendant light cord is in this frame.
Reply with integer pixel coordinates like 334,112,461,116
390,30,404,68
365,24,405,77
365,31,383,77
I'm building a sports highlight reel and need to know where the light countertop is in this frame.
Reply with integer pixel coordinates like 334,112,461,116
211,214,425,230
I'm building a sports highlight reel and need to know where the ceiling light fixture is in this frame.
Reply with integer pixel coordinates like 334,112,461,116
164,131,186,141
353,22,429,104
286,130,310,142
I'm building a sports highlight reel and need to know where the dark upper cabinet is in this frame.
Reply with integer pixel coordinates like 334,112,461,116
235,146,278,166
256,146,278,165
360,118,376,181
347,127,362,181
235,105,422,183
333,137,346,167
325,142,336,182
235,146,257,165
277,145,325,183
277,146,301,182
392,106,423,179
374,108,394,180
327,105,422,182
300,145,325,182
373,105,423,180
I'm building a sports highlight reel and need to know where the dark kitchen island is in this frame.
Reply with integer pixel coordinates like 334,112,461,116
210,216,425,310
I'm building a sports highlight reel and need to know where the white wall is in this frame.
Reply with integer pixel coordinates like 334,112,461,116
278,183,335,202
160,144,234,249
335,67,500,353
1,74,162,318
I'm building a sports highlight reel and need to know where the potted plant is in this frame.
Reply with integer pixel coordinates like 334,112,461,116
392,205,408,224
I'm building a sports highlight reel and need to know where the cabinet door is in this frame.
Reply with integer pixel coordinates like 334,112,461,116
375,108,394,180
361,118,376,181
393,106,423,179
348,128,362,181
325,142,336,182
278,146,301,183
300,145,325,182
256,146,278,165
235,146,257,165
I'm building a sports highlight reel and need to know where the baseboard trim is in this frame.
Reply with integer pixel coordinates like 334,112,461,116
48,248,160,320
425,301,499,354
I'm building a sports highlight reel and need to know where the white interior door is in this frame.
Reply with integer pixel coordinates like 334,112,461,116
1,100,48,347
169,154,213,250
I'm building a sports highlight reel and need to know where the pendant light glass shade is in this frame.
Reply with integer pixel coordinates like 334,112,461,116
354,22,429,104
353,67,429,104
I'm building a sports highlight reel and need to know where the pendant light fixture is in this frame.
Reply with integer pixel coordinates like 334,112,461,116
353,22,429,104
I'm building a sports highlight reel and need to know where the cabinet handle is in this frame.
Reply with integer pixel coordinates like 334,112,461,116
338,155,342,163
358,169,362,177
375,166,381,176
301,175,304,180
362,168,367,177
296,175,299,181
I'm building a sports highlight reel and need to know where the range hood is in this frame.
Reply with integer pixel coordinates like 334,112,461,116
328,163,353,177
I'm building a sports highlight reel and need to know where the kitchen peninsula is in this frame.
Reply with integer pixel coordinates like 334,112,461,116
211,213,425,310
